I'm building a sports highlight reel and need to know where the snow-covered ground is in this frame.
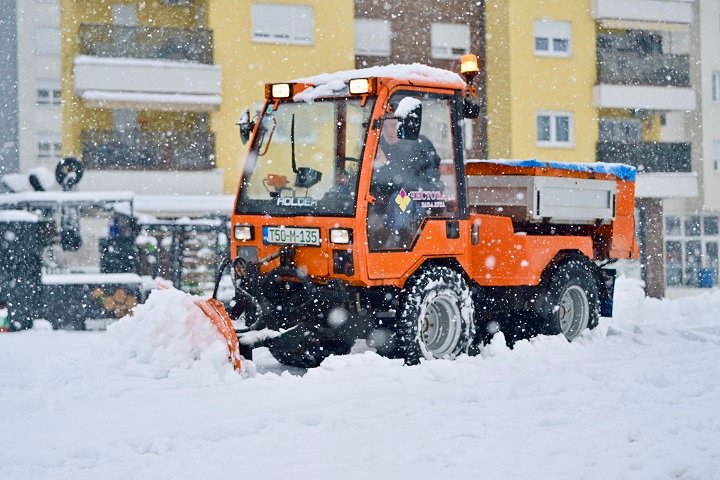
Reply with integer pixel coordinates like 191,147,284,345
1,278,719,479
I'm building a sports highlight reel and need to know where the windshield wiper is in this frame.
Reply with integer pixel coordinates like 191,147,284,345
291,114,297,173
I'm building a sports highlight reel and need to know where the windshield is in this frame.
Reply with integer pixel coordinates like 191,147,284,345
236,97,375,216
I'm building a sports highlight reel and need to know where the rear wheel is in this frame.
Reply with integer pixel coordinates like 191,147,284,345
540,257,599,341
393,267,474,365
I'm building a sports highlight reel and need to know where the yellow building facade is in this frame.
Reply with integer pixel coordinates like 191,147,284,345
485,0,597,162
61,0,354,195
208,0,355,193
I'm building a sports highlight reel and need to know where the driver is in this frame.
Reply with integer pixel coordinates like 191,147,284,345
372,116,442,196
369,98,443,248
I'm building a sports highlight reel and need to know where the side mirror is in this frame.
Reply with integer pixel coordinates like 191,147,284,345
237,108,255,145
396,98,422,141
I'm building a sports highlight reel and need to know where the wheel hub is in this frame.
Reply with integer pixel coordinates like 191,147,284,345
558,285,589,339
420,294,462,358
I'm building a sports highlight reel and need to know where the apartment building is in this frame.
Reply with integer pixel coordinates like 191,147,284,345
0,0,63,176
61,0,223,195
0,0,19,175
592,0,697,297
664,0,720,289
353,0,485,160
210,0,355,192
480,0,697,297
60,0,354,195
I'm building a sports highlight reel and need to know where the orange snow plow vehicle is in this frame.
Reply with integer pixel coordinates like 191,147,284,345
199,56,638,369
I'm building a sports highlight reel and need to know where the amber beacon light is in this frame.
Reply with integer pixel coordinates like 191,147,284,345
460,54,479,84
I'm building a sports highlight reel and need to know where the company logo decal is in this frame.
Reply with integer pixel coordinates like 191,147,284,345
395,189,447,210
276,197,318,207
395,189,412,212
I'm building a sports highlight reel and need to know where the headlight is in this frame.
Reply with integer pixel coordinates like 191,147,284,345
234,225,254,241
330,228,352,244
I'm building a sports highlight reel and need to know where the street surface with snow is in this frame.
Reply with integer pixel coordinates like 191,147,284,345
1,277,719,479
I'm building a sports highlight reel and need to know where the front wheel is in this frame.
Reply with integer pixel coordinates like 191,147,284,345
393,266,474,365
540,257,600,341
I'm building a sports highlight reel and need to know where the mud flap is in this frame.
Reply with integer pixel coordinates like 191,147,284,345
193,297,242,371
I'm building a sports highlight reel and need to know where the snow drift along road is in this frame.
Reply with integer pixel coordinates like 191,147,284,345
0,278,719,479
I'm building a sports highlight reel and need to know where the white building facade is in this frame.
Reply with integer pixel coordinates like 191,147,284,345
17,0,63,173
663,0,720,288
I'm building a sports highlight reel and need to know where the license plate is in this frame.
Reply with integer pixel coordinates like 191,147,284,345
262,226,321,246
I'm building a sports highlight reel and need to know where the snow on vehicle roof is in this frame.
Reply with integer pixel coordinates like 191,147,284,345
472,159,637,181
293,63,465,102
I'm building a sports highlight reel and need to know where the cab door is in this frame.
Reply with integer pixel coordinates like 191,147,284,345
364,91,467,280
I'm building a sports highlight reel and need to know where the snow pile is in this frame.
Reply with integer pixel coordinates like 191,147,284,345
103,287,235,381
613,276,720,328
1,277,720,479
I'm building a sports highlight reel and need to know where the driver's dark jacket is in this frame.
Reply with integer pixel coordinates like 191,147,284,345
371,134,443,196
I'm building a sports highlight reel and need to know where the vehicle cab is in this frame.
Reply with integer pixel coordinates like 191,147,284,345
230,64,479,289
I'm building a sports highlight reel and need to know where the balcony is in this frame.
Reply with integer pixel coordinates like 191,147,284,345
81,130,215,171
596,141,691,172
79,24,213,64
593,84,695,110
74,24,221,111
592,0,694,26
598,50,689,88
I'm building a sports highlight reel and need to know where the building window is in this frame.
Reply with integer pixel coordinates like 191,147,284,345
536,112,573,147
354,19,391,57
713,72,720,102
665,215,681,235
599,118,641,143
251,3,314,45
36,80,61,106
665,215,720,286
705,216,719,235
534,20,571,57
37,133,62,161
431,23,470,59
35,27,60,55
713,140,720,171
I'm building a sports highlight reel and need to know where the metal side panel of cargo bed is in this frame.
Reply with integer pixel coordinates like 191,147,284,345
467,175,617,224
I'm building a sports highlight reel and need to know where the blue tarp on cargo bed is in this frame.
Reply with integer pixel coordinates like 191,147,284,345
475,159,637,181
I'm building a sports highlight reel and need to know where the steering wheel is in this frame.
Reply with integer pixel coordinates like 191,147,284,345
335,156,361,182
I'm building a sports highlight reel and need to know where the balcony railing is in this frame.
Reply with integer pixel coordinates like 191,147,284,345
596,141,691,173
597,50,690,87
79,24,213,64
81,130,215,171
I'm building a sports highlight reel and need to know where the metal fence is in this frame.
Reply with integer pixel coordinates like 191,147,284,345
82,129,215,171
597,50,690,88
596,141,691,173
79,23,214,64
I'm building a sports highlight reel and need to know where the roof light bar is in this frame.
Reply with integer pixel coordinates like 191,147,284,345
348,77,377,95
265,83,292,100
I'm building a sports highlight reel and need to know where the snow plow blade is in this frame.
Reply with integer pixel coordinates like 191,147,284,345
193,297,242,371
